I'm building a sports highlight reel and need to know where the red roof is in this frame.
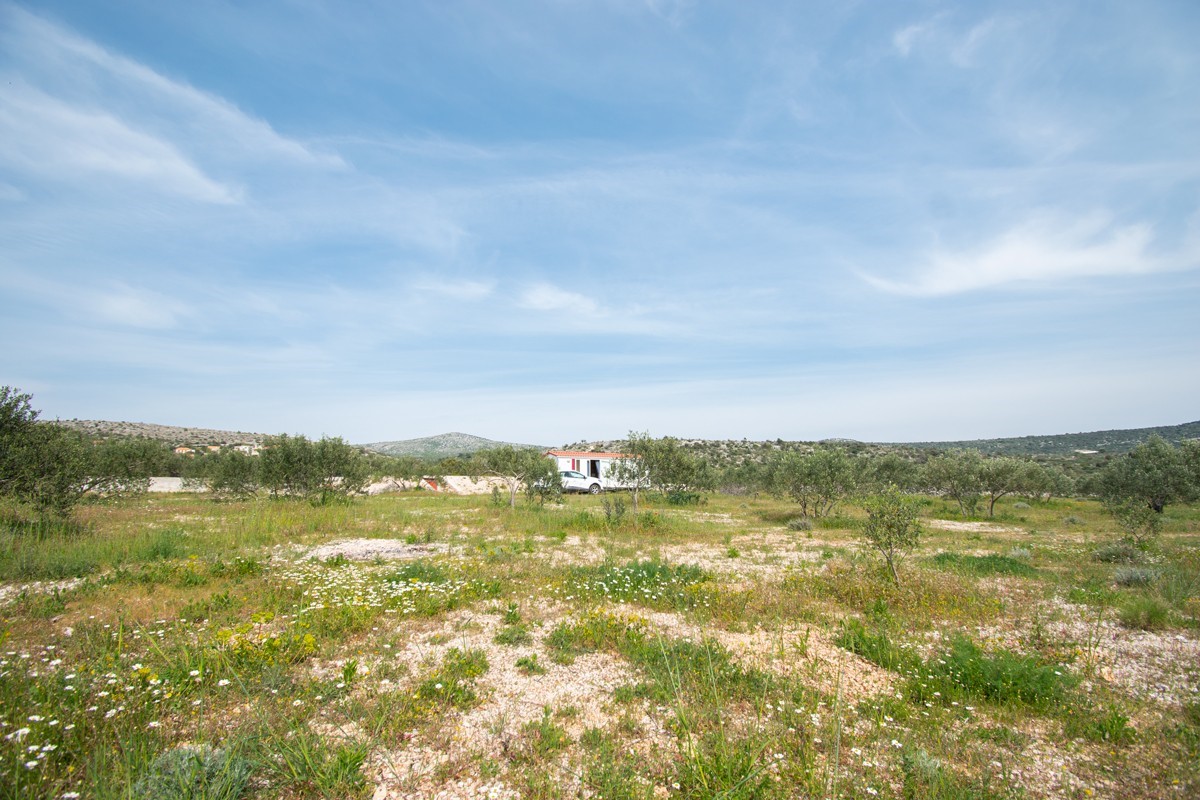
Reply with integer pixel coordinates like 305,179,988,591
544,450,631,459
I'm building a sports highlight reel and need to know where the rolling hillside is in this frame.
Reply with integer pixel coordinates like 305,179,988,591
360,432,550,460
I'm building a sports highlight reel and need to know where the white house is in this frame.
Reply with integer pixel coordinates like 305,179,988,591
543,450,634,489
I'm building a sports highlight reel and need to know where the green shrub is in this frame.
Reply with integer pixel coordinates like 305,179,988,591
665,491,703,506
1113,566,1157,587
786,517,813,532
133,744,251,800
1118,596,1171,631
1092,542,1143,564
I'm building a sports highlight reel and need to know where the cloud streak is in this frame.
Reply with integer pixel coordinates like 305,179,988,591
863,212,1198,296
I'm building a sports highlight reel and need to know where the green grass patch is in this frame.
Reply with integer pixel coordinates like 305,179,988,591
928,552,1040,578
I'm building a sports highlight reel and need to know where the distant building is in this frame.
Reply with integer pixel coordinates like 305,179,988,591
173,446,195,456
543,450,634,488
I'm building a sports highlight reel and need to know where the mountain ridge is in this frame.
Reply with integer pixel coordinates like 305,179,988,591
47,419,1199,459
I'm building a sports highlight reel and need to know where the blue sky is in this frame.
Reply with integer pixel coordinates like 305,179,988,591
1,1,1198,445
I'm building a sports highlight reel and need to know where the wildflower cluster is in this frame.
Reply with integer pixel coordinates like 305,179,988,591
272,558,491,617
0,628,237,797
557,560,712,610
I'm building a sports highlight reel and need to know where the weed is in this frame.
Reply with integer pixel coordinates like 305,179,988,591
259,728,369,798
515,708,571,763
516,654,547,675
786,517,813,532
910,636,1074,708
1064,705,1136,744
835,619,918,673
417,648,489,708
494,623,533,646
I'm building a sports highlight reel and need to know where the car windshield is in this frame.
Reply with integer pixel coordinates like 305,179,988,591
560,471,584,478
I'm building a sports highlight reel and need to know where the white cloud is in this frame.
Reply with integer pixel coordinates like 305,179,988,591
891,14,1000,68
1,6,342,168
0,81,238,203
92,286,190,330
519,283,601,315
415,278,495,301
862,212,1196,296
949,19,998,68
892,22,931,58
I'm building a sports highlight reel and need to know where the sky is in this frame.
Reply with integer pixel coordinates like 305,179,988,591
1,1,1198,445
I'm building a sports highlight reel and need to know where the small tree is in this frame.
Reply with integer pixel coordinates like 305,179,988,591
473,446,556,509
207,449,260,500
922,449,983,517
259,434,367,503
861,485,923,586
978,457,1026,517
764,447,856,518
1097,435,1194,514
610,431,654,515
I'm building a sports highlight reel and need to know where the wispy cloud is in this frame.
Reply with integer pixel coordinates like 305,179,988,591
92,285,192,330
0,81,238,203
415,278,495,301
0,5,342,180
862,211,1196,296
519,283,600,315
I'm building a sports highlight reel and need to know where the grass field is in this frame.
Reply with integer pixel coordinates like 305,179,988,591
1,491,1197,799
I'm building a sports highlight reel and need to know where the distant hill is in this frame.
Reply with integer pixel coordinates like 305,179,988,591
899,420,1200,456
50,419,268,447
566,420,1200,464
360,432,550,459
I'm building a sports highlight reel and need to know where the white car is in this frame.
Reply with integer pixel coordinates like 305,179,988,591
559,470,602,494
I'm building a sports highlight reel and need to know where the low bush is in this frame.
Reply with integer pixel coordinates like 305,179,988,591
665,491,704,506
133,744,251,800
1092,542,1143,564
1113,566,1157,587
786,517,813,532
1118,596,1171,631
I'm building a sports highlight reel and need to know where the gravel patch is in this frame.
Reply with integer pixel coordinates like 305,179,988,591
307,539,451,562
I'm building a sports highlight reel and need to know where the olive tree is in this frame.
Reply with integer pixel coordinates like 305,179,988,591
922,449,983,517
977,457,1027,517
765,447,856,518
610,431,653,514
1096,435,1197,546
473,445,556,509
259,434,368,503
1,387,159,517
861,485,923,586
